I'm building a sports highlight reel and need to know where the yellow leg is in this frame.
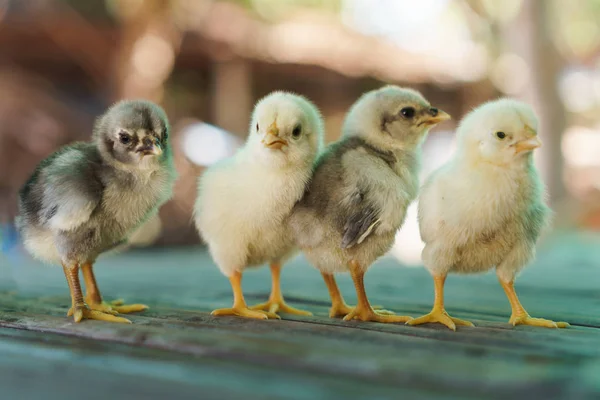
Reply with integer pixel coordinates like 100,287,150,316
343,261,412,323
212,271,280,320
322,273,393,318
251,263,312,316
78,262,148,314
322,273,353,318
407,275,474,331
500,279,569,328
63,264,131,324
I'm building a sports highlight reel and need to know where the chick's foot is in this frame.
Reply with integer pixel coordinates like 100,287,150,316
68,304,132,324
509,313,569,328
330,302,394,318
343,305,412,323
211,307,280,320
91,298,149,314
407,308,474,331
251,300,312,316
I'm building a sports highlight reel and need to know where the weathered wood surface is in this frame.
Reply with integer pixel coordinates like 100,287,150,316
0,232,599,399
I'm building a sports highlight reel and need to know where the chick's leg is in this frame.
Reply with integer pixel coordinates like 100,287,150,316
212,271,280,320
322,273,393,318
63,264,131,324
343,261,412,323
407,275,474,331
80,262,148,314
499,279,569,328
322,273,353,318
251,262,312,316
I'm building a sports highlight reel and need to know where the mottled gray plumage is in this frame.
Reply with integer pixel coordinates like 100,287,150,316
291,136,419,272
289,86,450,322
17,100,176,267
290,86,448,273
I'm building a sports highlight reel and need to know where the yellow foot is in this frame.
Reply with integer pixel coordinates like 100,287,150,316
251,300,312,316
68,304,131,324
211,307,281,320
407,308,474,331
70,298,149,316
103,299,149,314
509,314,569,328
329,303,394,318
343,306,412,323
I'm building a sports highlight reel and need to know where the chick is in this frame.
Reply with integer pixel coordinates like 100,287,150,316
17,100,176,323
289,86,450,322
195,92,324,320
409,99,569,330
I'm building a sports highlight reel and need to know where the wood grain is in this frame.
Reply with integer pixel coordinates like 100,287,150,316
0,232,599,399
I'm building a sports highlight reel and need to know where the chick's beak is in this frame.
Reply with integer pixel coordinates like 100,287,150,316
514,136,542,154
421,108,451,127
261,122,288,150
137,144,162,157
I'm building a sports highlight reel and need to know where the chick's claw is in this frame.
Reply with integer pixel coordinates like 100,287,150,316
110,302,149,314
343,307,412,323
331,304,395,319
407,309,474,331
70,304,132,324
509,314,570,329
251,301,312,316
68,303,118,316
211,307,280,320
84,296,148,315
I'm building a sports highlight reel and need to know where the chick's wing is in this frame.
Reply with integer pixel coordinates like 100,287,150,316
35,144,103,232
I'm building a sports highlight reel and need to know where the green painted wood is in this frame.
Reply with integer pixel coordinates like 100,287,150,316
0,231,599,399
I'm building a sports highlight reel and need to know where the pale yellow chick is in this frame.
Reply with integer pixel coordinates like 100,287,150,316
409,99,569,331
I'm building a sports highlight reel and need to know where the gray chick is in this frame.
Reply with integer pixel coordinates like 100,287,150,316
289,85,450,322
17,100,176,323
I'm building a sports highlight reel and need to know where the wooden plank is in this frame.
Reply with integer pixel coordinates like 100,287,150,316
0,232,599,399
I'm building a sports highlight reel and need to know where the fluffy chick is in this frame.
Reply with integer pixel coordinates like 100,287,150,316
195,92,324,320
289,85,450,322
409,99,569,330
17,100,176,323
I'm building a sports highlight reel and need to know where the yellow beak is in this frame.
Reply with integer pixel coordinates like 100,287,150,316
421,109,451,128
514,136,542,154
261,121,287,150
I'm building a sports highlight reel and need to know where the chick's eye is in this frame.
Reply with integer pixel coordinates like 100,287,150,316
256,123,259,132
496,131,506,139
400,107,415,119
292,124,302,139
119,132,132,145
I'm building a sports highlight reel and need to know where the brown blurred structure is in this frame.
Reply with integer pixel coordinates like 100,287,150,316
2,0,597,245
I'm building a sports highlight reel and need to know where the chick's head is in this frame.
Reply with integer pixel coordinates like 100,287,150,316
247,92,324,167
94,100,170,170
457,99,541,166
343,85,450,150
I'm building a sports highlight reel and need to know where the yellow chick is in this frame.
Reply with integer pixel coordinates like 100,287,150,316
409,99,569,330
195,92,324,320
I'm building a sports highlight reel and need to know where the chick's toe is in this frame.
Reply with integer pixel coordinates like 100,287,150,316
251,300,312,316
211,307,280,320
407,309,474,331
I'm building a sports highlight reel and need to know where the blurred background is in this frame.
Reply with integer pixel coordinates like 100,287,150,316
0,0,599,265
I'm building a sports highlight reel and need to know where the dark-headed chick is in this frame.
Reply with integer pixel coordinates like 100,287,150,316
289,85,450,323
17,100,176,323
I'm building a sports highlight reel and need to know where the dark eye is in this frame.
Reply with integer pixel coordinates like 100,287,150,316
292,124,302,139
119,132,132,145
496,131,506,139
256,123,259,132
400,107,415,119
